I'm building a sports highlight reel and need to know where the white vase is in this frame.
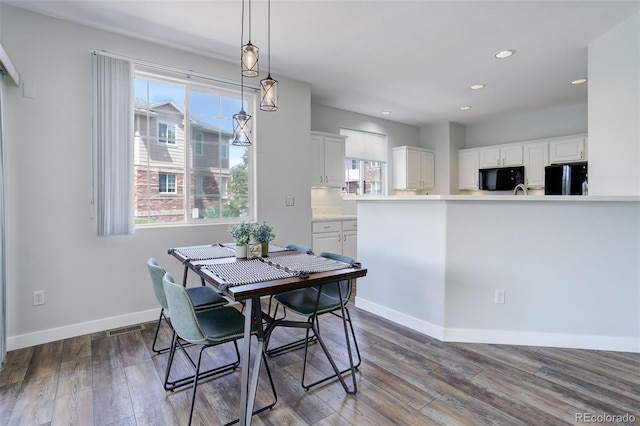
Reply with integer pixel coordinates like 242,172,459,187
235,245,247,259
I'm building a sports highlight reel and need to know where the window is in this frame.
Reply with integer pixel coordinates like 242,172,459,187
340,129,387,196
159,173,176,193
193,131,204,156
158,122,176,144
134,69,254,225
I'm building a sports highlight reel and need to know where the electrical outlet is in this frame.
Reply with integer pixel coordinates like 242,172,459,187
33,290,45,306
286,195,295,206
494,289,505,304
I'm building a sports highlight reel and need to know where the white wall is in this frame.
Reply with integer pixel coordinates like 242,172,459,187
588,12,640,196
465,102,587,148
356,197,640,352
1,5,311,349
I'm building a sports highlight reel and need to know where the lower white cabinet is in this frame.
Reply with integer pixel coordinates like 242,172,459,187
312,219,357,260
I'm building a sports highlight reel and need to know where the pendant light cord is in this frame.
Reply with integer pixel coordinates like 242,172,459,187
267,0,271,74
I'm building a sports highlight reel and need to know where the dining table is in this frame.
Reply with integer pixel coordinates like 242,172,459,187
167,243,368,426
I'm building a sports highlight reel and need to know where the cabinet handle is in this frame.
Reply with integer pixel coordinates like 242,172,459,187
319,175,323,183
502,158,505,165
343,234,347,241
580,151,583,159
323,225,331,229
497,159,499,165
338,234,341,242
325,175,328,183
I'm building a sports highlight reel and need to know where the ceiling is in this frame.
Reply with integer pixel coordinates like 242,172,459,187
4,0,640,127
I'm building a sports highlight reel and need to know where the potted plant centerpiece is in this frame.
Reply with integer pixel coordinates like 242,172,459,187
252,221,275,256
228,222,253,258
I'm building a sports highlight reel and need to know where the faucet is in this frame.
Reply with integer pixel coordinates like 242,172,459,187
513,183,528,195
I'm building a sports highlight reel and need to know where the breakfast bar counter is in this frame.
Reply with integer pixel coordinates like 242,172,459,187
353,195,640,353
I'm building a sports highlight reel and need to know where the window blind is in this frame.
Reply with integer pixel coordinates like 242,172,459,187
341,128,387,162
93,53,135,236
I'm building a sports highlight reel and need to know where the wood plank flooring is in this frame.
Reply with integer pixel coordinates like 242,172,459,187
1,302,639,425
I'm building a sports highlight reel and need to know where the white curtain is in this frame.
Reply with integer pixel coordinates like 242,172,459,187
93,53,134,236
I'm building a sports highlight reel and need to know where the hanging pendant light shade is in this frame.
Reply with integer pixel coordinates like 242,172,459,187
260,0,278,111
232,107,252,146
260,75,278,111
241,42,259,77
241,0,259,77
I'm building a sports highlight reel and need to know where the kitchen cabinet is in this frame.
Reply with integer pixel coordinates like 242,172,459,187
311,131,347,187
549,136,587,163
458,149,479,190
523,142,548,188
479,145,523,168
392,146,434,190
312,219,357,260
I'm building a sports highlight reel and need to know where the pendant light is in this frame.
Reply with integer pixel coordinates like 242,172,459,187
260,0,278,111
233,0,252,146
241,0,259,77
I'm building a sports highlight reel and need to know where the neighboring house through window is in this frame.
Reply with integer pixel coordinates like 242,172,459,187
133,68,254,224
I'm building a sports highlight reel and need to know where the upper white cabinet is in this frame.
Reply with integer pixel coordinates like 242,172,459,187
479,145,523,168
523,142,548,188
311,131,347,188
458,149,479,190
392,146,435,190
549,136,587,164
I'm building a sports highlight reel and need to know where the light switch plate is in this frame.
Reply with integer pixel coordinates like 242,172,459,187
286,196,295,206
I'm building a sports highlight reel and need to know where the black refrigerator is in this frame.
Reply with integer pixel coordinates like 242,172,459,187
544,162,588,195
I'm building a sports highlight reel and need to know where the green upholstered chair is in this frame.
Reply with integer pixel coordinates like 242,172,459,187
266,252,361,393
147,257,228,355
163,272,277,426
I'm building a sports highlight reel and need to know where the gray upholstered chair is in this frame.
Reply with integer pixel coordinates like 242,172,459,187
162,272,277,425
147,257,228,355
266,252,361,393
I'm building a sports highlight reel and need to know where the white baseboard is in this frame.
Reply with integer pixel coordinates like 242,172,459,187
7,309,160,351
355,297,640,353
355,297,445,340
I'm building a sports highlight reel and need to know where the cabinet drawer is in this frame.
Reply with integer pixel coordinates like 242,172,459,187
312,221,341,233
342,220,357,231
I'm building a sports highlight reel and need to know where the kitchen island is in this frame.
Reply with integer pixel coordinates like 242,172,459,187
354,195,640,353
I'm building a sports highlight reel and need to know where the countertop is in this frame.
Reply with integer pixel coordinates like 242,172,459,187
312,215,357,222
352,195,640,202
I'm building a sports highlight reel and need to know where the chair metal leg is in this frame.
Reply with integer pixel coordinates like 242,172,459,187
300,286,360,393
187,346,206,426
164,333,241,392
152,308,173,354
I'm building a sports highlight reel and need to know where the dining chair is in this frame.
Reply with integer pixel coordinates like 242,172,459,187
163,272,277,426
148,258,235,392
265,243,314,319
265,252,361,393
147,257,228,355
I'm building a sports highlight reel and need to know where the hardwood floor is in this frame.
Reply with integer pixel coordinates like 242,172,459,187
1,302,639,425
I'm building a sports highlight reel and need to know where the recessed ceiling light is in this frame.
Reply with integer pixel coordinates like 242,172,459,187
570,78,587,85
460,106,472,111
495,49,515,59
471,84,485,90
381,111,391,115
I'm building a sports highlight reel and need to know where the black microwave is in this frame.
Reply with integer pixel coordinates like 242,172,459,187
479,166,525,191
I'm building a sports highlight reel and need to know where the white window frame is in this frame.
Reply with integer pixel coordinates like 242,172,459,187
158,121,177,145
193,131,204,156
159,172,176,193
133,68,256,226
